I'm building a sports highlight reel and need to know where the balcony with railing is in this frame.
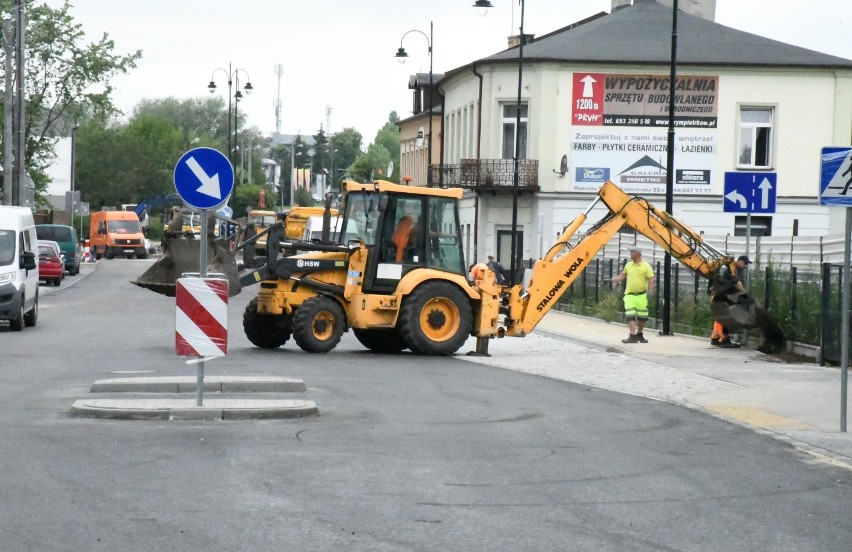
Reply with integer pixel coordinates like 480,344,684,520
429,159,539,191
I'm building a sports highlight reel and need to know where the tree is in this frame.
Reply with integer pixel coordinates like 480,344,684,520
346,112,399,183
133,96,226,150
294,186,314,207
75,114,182,208
330,127,363,183
234,182,275,217
374,112,400,183
0,0,142,201
348,142,391,183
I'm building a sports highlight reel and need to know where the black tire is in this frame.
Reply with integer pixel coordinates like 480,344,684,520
137,252,148,260
293,296,346,353
53,278,61,286
353,328,407,353
104,249,114,260
243,298,291,349
94,248,102,260
9,302,24,331
24,296,37,327
398,281,472,356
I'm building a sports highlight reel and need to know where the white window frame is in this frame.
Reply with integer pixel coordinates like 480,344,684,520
736,105,775,169
500,102,528,160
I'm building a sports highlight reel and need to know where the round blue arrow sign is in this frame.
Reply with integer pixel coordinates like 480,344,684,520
173,147,235,210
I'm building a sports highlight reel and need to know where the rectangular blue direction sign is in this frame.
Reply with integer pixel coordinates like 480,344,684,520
723,172,777,214
819,147,852,206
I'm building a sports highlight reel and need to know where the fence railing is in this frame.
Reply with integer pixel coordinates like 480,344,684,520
430,159,540,190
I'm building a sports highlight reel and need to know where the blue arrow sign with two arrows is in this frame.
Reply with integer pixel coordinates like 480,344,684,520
723,172,776,214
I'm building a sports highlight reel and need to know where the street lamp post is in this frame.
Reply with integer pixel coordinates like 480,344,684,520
662,0,679,336
208,64,252,207
474,1,524,285
395,22,433,185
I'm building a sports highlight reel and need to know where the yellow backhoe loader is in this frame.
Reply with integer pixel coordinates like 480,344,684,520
225,180,781,355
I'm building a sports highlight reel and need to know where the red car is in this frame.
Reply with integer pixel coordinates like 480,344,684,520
38,240,65,286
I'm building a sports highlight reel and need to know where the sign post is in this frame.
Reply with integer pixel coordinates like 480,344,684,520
820,146,852,432
173,147,234,406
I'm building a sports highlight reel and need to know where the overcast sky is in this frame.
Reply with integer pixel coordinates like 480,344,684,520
45,0,851,144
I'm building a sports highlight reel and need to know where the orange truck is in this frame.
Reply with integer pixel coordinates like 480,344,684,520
90,210,147,259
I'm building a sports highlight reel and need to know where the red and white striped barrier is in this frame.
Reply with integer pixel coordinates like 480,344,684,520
175,277,228,357
82,239,92,262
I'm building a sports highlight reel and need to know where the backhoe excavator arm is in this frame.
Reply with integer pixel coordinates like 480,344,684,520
501,181,732,337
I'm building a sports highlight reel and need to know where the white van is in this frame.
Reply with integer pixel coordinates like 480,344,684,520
0,207,39,330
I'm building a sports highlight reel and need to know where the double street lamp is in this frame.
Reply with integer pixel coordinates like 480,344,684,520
395,22,433,185
208,63,253,206
474,0,525,285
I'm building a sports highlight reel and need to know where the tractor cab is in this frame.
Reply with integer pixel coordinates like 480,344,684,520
339,180,466,294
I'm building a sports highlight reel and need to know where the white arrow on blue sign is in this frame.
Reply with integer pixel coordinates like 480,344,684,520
173,147,234,210
723,172,776,214
819,147,852,206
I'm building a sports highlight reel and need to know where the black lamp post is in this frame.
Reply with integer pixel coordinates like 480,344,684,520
474,0,525,285
395,22,433,185
208,64,252,207
662,0,679,336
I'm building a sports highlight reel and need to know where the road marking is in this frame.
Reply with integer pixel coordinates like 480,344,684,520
706,405,812,430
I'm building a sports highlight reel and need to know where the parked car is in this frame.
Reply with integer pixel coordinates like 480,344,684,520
36,224,82,275
37,240,65,286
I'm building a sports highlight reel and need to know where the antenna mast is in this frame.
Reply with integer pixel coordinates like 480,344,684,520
274,63,284,135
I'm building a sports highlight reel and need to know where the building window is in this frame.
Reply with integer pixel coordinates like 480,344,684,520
737,107,773,168
501,103,528,160
734,216,772,237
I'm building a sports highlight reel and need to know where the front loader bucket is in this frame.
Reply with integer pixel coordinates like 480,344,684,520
132,237,242,297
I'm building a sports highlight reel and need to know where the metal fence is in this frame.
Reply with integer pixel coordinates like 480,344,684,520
541,229,852,354
575,232,848,273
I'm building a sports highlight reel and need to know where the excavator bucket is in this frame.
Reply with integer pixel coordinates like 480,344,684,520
711,295,785,354
132,236,242,297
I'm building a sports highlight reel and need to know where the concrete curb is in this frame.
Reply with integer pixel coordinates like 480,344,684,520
90,376,306,394
69,399,319,420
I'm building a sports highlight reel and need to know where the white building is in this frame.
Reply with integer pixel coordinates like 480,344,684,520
435,0,852,267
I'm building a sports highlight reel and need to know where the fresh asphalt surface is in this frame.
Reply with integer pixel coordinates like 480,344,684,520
1,260,850,551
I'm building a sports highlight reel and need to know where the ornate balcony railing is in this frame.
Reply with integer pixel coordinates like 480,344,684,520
429,159,539,191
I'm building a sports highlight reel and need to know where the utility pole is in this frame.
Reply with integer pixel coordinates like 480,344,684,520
2,18,13,206
14,0,26,207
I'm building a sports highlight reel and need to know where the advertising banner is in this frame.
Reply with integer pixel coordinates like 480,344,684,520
570,129,716,195
572,73,719,128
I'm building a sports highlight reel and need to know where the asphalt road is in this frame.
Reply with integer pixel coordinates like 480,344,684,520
1,259,850,551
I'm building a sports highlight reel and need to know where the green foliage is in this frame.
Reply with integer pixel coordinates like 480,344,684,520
75,116,183,208
347,112,400,183
349,142,391,182
0,0,142,201
374,112,400,182
294,187,315,207
331,127,363,185
233,183,275,217
133,96,226,149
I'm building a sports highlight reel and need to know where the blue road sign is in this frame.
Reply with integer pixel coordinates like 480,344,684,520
173,147,234,210
819,147,852,206
723,172,777,214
